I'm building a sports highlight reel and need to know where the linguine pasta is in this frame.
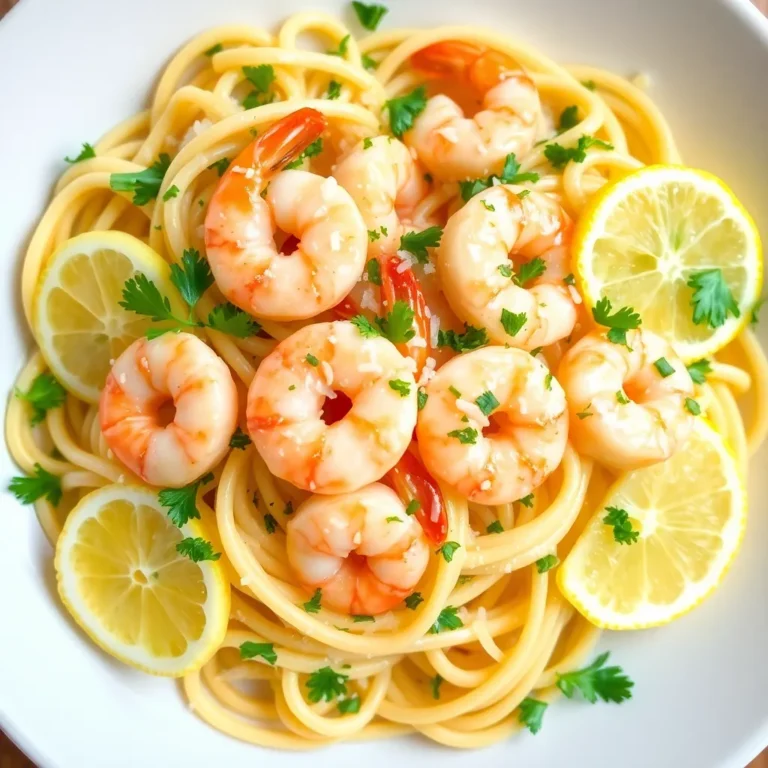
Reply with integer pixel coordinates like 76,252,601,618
6,10,768,751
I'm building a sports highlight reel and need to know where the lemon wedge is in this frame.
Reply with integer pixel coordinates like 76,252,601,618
574,165,762,362
55,484,230,676
32,231,184,403
558,419,745,629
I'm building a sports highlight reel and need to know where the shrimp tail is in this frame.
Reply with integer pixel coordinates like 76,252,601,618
411,41,515,92
231,107,327,179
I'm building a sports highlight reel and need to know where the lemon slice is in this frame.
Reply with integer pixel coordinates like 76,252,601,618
575,165,763,361
55,484,230,676
33,231,184,403
558,420,745,629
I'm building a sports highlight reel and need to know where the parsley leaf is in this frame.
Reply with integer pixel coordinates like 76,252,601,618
687,269,740,329
307,667,349,702
243,64,275,93
158,472,214,527
437,541,461,562
110,153,171,205
170,249,214,309
385,515,402,523
417,389,428,411
229,427,251,449
518,494,534,508
515,257,546,286
389,379,411,397
475,390,499,416
326,80,342,99
207,302,261,337
15,373,66,425
120,274,198,337
430,674,443,700
204,42,223,56
544,373,553,391
305,353,320,367
685,397,701,415
519,697,548,734
376,300,415,343
352,1,388,29
458,152,540,201
536,555,559,573
591,297,641,347
303,588,323,613
366,258,381,285
176,537,221,562
447,427,478,445
208,157,231,176
362,53,378,71
429,605,464,634
162,185,179,201
500,309,527,337
582,79,597,90
576,404,593,419
616,389,630,404
352,614,375,622
544,136,614,169
399,226,442,263
385,86,427,138
602,506,639,545
239,641,277,664
351,314,381,338
284,138,323,170
486,520,504,534
556,652,634,704
405,499,420,516
327,34,351,57
405,592,423,609
653,357,675,378
338,695,361,714
263,513,277,533
437,323,489,353
498,264,513,279
686,359,711,385
8,464,62,506
559,105,579,131
64,142,96,164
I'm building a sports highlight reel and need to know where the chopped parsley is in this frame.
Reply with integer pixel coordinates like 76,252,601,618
305,353,320,366
558,105,580,131
653,357,675,378
475,390,500,416
518,494,534,508
417,389,428,411
389,379,411,397
399,226,442,263
685,397,701,415
239,641,277,664
686,358,711,385
284,138,323,169
447,427,478,444
404,592,424,609
459,152,539,202
176,537,221,562
15,372,66,425
437,323,489,353
486,520,504,534
303,588,323,613
437,541,461,562
326,80,342,99
429,605,463,634
365,257,381,285
263,513,277,534
158,472,214,527
405,499,421,516
229,427,252,449
500,309,527,337
352,1,388,30
591,297,641,347
385,86,427,138
109,153,171,205
306,666,348,702
535,555,559,573
544,135,614,169
602,506,639,545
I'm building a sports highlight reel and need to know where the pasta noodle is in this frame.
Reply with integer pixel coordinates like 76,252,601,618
6,10,768,751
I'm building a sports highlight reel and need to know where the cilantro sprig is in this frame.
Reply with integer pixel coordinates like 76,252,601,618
687,268,740,328
385,87,427,138
158,472,214,527
556,652,634,703
399,226,442,263
591,297,641,346
110,154,171,205
9,464,63,506
15,373,67,425
544,135,614,169
176,537,221,562
459,152,540,202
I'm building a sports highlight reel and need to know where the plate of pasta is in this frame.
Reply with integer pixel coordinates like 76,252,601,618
1,0,768,766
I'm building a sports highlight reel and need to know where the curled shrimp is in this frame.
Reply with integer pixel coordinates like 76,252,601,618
204,108,368,321
333,136,429,259
407,40,542,181
286,482,429,615
557,328,695,470
246,320,418,494
416,346,568,504
99,332,237,487
439,186,578,350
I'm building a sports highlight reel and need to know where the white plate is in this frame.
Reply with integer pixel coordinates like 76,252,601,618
0,0,766,765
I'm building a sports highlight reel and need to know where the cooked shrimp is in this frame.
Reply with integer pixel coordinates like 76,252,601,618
333,136,429,258
439,186,578,350
99,332,237,487
416,346,568,504
204,108,368,320
246,320,417,494
286,482,429,614
406,41,542,181
557,328,695,470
